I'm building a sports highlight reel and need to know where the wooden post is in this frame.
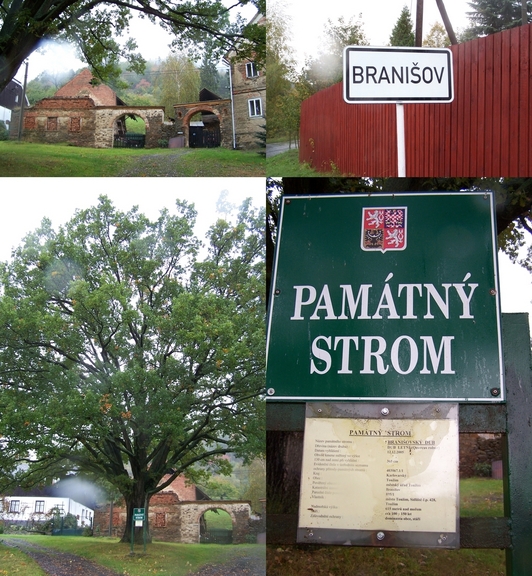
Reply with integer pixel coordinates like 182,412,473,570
267,313,532,576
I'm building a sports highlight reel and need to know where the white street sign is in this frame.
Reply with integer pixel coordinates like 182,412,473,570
344,46,454,104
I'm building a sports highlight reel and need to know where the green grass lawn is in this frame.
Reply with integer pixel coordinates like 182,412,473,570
266,149,319,177
0,142,265,177
2,535,264,576
203,509,233,530
0,541,48,576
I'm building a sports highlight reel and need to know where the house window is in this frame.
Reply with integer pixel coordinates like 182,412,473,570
70,118,81,132
47,117,58,131
248,98,262,117
9,500,20,513
24,117,35,130
246,62,259,78
35,501,45,514
155,513,166,528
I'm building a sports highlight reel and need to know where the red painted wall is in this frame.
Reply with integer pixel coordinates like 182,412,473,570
299,24,532,177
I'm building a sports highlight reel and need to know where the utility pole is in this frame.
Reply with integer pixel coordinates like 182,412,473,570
17,60,28,141
415,0,424,47
435,0,458,45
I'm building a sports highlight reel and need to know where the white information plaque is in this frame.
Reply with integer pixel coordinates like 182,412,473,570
298,403,459,548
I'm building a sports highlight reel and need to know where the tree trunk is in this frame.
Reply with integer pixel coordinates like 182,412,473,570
0,32,43,93
119,488,152,545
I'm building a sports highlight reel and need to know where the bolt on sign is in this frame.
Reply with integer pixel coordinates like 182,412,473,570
266,193,504,402
343,46,454,103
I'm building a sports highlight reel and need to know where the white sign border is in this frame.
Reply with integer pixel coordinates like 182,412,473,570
343,46,454,104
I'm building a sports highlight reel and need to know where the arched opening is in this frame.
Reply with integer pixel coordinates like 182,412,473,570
188,110,221,148
199,508,233,544
113,113,146,148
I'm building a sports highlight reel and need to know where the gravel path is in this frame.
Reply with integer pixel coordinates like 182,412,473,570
117,151,191,176
1,538,121,576
187,546,266,576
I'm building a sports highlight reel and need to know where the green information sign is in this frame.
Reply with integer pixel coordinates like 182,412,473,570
133,508,145,521
266,193,503,402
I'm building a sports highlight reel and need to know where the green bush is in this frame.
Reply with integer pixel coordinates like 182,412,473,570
0,120,9,141
474,462,492,477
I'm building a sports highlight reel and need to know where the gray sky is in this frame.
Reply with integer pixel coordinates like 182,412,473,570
279,0,471,69
0,178,263,262
13,2,257,84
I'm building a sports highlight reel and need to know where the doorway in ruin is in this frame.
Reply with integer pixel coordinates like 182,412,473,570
113,113,147,148
188,111,221,148
199,508,233,544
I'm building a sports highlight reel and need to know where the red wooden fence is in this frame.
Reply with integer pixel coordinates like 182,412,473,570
299,24,532,177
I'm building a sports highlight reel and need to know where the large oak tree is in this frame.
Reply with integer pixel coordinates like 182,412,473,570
0,196,265,542
0,0,265,94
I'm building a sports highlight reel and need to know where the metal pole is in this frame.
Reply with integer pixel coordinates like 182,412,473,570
415,0,424,47
396,103,406,177
222,58,237,149
17,60,28,141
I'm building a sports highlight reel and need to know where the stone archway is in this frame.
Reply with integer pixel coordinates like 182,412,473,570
94,106,165,148
112,112,147,148
179,500,251,544
173,99,232,149
199,507,233,544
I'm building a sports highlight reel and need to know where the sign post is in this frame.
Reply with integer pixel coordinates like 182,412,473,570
130,508,146,555
343,46,454,176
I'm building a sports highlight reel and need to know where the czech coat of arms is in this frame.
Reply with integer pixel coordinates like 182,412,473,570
361,207,407,252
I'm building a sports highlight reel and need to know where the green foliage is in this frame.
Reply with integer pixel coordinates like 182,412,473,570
389,6,415,46
0,196,265,540
466,0,531,37
266,0,296,138
156,54,201,117
423,22,451,47
299,15,369,94
0,1,265,93
0,120,8,141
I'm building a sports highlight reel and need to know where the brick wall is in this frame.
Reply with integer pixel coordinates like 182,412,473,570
459,433,503,478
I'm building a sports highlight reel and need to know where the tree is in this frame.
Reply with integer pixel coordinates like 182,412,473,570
301,15,369,93
466,0,531,37
156,54,201,116
0,0,265,94
423,22,451,47
389,6,415,46
0,196,265,543
266,0,296,138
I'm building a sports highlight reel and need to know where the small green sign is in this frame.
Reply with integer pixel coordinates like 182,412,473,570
266,193,503,402
133,508,145,521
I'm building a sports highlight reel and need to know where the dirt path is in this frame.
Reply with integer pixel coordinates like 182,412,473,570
1,538,121,576
3,538,265,576
187,545,266,576
117,151,191,176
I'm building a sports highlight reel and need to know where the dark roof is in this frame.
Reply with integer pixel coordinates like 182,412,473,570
0,80,30,110
199,88,223,102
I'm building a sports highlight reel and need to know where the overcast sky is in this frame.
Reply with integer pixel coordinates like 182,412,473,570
0,178,263,263
13,2,258,84
278,0,471,69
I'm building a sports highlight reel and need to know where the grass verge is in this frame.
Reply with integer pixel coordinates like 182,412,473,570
0,542,48,576
3,535,264,576
266,149,318,177
268,478,505,576
0,142,264,177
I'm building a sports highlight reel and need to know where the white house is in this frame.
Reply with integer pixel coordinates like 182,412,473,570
1,495,93,528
